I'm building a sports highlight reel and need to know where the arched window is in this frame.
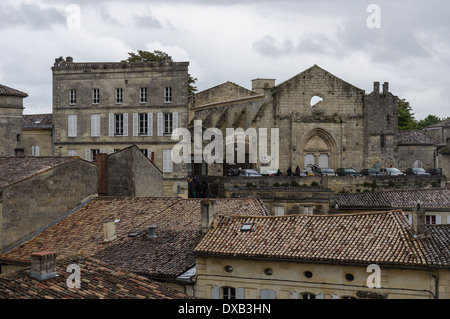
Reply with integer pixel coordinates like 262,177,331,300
310,95,324,108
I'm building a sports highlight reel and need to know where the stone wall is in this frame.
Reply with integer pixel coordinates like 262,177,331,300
204,175,445,198
0,96,24,156
106,146,163,197
0,158,98,251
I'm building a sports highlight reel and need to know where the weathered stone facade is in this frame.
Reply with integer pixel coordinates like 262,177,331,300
51,56,190,195
0,157,97,251
0,85,28,157
190,65,399,175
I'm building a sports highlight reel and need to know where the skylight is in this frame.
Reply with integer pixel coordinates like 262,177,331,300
241,222,254,232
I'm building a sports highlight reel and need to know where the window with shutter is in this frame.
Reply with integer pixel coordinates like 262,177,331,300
163,150,173,173
91,114,100,137
157,113,163,136
68,115,77,137
148,113,153,136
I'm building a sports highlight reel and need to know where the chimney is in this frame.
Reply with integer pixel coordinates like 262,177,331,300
373,82,380,94
103,220,117,242
66,56,73,63
147,225,158,238
383,82,389,95
201,199,217,235
412,209,426,236
95,153,108,196
30,251,58,281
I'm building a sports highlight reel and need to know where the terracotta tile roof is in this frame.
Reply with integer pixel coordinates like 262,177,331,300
398,130,437,145
0,157,80,188
1,197,268,278
22,114,53,127
335,188,450,209
0,255,192,299
0,84,28,97
194,211,450,268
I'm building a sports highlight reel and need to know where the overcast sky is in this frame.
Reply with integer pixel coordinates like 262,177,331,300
1,0,449,120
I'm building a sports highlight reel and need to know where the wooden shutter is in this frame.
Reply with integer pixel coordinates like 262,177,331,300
85,149,91,161
148,113,153,136
109,113,114,136
236,288,245,299
123,113,128,137
157,113,163,136
133,113,138,136
68,115,77,137
172,112,178,131
163,150,173,173
211,286,220,299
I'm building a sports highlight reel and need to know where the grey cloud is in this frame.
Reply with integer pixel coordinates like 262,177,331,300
252,35,295,57
0,3,66,30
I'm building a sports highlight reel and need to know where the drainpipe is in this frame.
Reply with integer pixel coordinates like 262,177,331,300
428,271,439,299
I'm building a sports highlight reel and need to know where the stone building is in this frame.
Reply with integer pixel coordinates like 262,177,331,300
190,65,399,176
194,210,450,299
22,114,53,157
397,130,437,170
0,84,28,157
0,156,97,252
95,145,165,197
51,56,190,196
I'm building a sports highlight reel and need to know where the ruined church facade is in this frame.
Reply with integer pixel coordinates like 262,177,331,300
190,65,399,175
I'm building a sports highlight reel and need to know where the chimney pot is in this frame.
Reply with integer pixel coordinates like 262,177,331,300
147,225,158,238
383,82,389,95
103,220,117,242
201,199,217,236
412,210,426,236
30,251,58,281
373,82,380,94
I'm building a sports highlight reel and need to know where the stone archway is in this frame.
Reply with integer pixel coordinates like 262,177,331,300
299,128,338,169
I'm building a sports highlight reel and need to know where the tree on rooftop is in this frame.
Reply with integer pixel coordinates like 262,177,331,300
123,50,197,98
397,98,418,130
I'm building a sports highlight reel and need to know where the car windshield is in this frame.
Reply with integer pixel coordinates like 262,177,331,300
322,169,334,173
344,169,357,172
388,168,401,172
414,168,425,172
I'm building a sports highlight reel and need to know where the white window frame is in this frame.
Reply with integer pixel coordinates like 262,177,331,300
93,88,100,104
116,88,123,104
140,87,147,103
165,87,172,103
68,115,77,137
69,89,76,105
91,114,101,137
111,113,128,137
222,287,235,300
159,112,178,136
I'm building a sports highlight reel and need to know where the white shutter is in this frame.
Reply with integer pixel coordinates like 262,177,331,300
85,149,91,161
148,113,153,136
316,293,325,299
173,112,178,131
331,294,340,299
133,113,138,136
100,149,105,154
211,286,220,299
260,289,276,299
236,288,245,299
31,146,40,156
148,148,153,159
91,114,100,137
109,149,115,154
109,113,114,136
436,215,442,225
68,115,77,137
447,215,450,225
123,113,128,137
157,113,163,136
290,292,298,299
163,150,173,173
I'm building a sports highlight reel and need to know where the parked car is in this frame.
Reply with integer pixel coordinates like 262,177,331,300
426,168,442,176
316,168,337,176
239,169,262,177
404,168,431,176
259,169,278,176
380,167,405,176
360,168,381,176
335,168,361,176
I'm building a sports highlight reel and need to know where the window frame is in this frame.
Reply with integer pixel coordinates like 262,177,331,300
69,89,77,105
222,287,236,300
93,88,100,105
140,87,147,103
116,88,123,104
165,87,172,103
